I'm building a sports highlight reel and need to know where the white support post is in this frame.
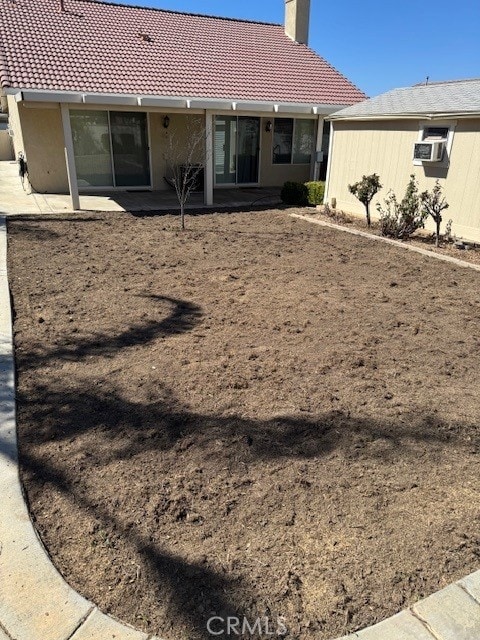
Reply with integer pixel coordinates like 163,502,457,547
204,110,214,206
323,121,334,204
60,103,80,211
312,115,324,181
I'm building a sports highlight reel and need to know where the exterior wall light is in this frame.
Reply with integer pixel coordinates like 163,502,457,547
265,120,273,132
163,115,170,129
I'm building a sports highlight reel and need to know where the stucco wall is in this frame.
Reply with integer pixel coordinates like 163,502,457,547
326,119,480,242
150,112,205,191
6,95,26,160
18,103,68,192
0,130,13,160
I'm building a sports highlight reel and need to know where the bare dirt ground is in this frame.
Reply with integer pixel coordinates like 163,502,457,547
7,209,480,640
311,206,480,266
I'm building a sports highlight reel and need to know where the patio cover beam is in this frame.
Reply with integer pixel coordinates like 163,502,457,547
9,89,342,116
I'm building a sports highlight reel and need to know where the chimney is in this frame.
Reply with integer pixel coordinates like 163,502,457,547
285,0,311,45
59,0,64,11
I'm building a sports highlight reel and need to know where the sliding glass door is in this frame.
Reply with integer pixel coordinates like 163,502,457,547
70,111,114,187
110,112,150,187
214,116,260,185
70,110,150,188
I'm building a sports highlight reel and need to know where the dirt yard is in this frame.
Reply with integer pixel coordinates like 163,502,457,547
8,209,480,639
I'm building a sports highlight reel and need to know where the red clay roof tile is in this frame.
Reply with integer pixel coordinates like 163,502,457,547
0,0,366,105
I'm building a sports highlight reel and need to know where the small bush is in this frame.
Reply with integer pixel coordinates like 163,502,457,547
304,181,325,205
281,181,308,206
377,175,427,240
348,174,382,227
420,181,449,247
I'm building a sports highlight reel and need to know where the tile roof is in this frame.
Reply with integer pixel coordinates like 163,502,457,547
0,0,366,106
330,79,480,119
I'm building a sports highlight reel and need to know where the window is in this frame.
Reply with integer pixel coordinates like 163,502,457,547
422,127,449,140
273,118,293,164
273,118,315,165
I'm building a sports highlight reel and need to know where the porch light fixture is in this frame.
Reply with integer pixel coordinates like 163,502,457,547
265,120,273,132
163,115,170,129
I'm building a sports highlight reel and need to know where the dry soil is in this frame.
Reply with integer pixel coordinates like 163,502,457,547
7,208,480,640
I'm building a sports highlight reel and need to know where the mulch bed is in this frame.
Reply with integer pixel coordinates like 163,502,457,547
7,209,480,639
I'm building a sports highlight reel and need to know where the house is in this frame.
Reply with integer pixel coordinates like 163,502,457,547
324,79,480,242
0,113,13,160
0,0,365,209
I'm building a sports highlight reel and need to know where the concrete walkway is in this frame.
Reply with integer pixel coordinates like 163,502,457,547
0,160,281,215
1,212,480,639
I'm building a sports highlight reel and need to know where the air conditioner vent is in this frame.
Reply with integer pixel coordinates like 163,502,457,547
413,139,446,162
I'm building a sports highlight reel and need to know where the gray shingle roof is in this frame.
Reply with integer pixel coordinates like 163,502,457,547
329,79,480,119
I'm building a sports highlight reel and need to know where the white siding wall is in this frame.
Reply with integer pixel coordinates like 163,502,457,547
327,119,480,242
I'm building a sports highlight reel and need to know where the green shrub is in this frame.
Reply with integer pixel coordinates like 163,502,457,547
376,175,428,239
280,181,308,206
304,181,325,205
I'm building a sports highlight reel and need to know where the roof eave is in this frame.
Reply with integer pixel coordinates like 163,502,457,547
328,111,480,121
7,88,351,115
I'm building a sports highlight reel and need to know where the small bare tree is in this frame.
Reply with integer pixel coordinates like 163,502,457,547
163,116,209,230
348,173,382,227
420,180,449,247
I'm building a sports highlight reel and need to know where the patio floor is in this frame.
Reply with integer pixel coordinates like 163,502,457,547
0,161,281,215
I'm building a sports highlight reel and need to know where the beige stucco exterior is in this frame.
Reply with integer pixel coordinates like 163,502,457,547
0,129,13,160
5,100,314,194
6,95,26,160
326,118,480,242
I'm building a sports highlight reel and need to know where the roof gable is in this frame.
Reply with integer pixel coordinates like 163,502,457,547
0,0,366,106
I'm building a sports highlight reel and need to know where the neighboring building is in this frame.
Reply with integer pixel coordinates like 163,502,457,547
0,0,365,209
325,79,480,242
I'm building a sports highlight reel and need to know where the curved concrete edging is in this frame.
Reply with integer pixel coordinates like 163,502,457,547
1,214,480,640
290,212,480,273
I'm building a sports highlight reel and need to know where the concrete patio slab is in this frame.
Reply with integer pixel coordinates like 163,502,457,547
0,160,281,215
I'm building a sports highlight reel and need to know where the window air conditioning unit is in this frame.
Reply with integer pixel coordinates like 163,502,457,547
413,140,445,162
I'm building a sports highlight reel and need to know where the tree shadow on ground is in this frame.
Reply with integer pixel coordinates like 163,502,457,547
16,373,480,639
20,442,252,639
10,294,480,639
19,294,203,367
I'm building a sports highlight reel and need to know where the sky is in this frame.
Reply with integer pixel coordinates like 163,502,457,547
108,0,480,97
